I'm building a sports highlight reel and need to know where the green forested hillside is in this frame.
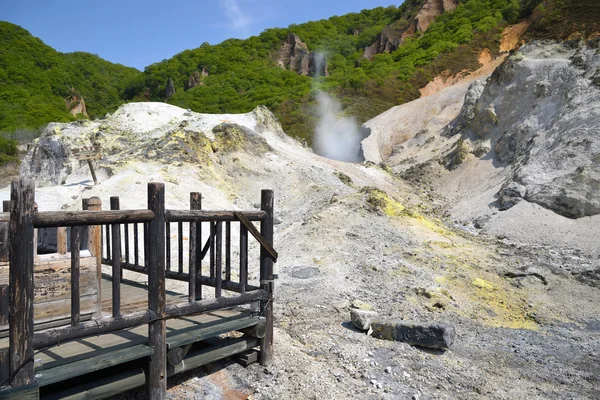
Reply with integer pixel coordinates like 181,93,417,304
0,0,589,151
129,0,540,141
0,22,142,135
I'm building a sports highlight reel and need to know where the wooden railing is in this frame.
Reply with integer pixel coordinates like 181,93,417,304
3,179,276,398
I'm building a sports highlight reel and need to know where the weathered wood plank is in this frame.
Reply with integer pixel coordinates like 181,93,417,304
0,383,39,399
110,197,121,318
33,210,155,228
57,227,67,254
177,222,183,274
86,197,102,318
167,337,259,377
43,368,145,400
235,211,278,262
215,221,222,298
164,289,266,319
9,178,35,386
240,224,248,294
147,182,166,399
165,222,171,271
134,223,139,267
166,314,264,349
70,226,80,326
189,193,201,302
165,210,267,222
35,344,152,387
259,189,274,366
225,221,231,282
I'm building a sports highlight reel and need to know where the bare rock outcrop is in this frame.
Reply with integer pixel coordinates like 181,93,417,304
187,68,209,89
277,33,328,77
65,88,88,117
363,0,458,60
165,77,176,98
448,42,600,218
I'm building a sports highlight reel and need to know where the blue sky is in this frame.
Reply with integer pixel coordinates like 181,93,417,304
2,0,398,70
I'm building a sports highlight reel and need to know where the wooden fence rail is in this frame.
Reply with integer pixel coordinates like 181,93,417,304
3,179,276,399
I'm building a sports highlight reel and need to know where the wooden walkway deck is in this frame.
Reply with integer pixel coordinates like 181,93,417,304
0,277,263,396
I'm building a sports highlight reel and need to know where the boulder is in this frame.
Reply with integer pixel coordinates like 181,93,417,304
350,309,379,331
371,320,455,349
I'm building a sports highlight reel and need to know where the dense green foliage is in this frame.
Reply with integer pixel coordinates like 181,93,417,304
0,22,142,133
130,0,534,142
0,0,586,150
0,135,17,165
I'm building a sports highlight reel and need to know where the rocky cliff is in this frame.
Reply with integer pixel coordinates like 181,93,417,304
447,41,600,218
363,0,458,60
64,88,88,117
277,33,328,77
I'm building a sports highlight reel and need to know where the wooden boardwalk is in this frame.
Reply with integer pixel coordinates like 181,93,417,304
0,277,263,395
0,181,276,399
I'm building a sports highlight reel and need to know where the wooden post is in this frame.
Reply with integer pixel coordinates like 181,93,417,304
239,224,248,294
0,200,9,262
134,223,139,267
71,226,81,326
9,178,35,386
110,197,121,317
57,227,67,254
215,222,222,298
225,221,231,282
147,183,166,399
189,193,201,302
177,222,183,274
165,222,171,271
259,190,274,366
87,159,98,186
86,197,102,318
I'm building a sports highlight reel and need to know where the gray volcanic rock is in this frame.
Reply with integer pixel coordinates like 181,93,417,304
165,77,176,98
450,42,600,218
277,33,328,77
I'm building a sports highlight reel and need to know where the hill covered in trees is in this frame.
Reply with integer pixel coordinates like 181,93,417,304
1,0,596,154
0,22,141,135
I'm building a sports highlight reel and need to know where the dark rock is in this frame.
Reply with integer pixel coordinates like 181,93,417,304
371,320,455,349
166,77,176,98
276,33,328,77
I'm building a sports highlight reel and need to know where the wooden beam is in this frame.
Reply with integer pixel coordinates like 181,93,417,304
165,210,267,223
57,227,67,254
240,224,248,294
259,189,274,366
189,193,201,302
147,182,166,399
70,226,81,326
110,197,121,318
86,197,102,319
9,178,35,386
87,159,98,186
33,210,155,228
164,289,266,319
215,222,222,298
234,212,278,262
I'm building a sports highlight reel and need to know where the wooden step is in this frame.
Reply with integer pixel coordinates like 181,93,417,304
166,313,264,349
35,344,152,387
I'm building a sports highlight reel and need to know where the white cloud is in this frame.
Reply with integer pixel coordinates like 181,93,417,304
221,0,252,33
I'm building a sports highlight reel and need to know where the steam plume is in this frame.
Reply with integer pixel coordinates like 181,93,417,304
313,91,363,163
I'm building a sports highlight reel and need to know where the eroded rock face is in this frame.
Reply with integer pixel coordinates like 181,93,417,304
363,0,457,60
188,68,209,89
449,43,600,218
65,88,88,117
165,77,176,98
277,33,328,77
21,125,78,186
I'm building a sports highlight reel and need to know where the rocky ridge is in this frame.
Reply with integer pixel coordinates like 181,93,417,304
363,0,458,60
